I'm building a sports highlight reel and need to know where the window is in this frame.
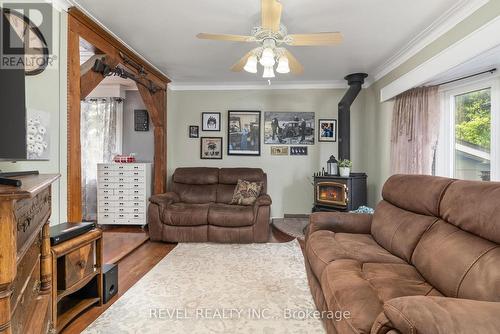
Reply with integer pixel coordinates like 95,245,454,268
436,77,500,181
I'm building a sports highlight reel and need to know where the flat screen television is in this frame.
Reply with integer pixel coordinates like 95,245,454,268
0,63,27,161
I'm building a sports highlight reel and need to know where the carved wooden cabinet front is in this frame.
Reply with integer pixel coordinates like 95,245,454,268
0,174,59,334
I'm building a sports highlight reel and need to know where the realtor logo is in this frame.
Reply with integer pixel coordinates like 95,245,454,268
0,2,54,73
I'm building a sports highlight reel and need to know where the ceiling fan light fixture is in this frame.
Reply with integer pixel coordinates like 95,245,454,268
276,56,290,74
259,47,275,67
263,65,275,78
244,55,258,73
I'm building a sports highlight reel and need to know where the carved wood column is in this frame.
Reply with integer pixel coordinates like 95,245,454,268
0,201,16,334
67,26,82,222
40,207,52,294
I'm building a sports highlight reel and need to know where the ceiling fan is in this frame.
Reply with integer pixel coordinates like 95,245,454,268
197,0,343,79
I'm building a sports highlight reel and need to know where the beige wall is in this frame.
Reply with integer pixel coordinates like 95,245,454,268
362,0,500,206
167,89,365,217
0,9,67,225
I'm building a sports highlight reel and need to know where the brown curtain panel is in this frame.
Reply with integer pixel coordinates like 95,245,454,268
390,86,440,175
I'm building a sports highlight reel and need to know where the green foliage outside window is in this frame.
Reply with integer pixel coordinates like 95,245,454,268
455,89,491,150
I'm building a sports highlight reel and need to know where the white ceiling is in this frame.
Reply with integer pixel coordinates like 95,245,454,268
74,0,465,85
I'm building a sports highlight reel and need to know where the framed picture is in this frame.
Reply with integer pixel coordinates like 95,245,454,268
264,112,315,145
318,119,337,142
271,146,289,156
200,137,223,159
227,110,261,156
290,146,308,156
202,112,221,131
189,125,199,138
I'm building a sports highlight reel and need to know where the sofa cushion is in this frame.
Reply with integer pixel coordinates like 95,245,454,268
173,167,219,184
219,168,264,184
306,230,405,279
208,203,255,227
371,200,437,262
411,219,500,301
172,183,217,204
439,179,500,244
382,174,454,216
320,260,441,334
163,203,209,226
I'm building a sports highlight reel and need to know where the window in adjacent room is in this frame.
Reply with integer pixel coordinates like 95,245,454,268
436,77,499,181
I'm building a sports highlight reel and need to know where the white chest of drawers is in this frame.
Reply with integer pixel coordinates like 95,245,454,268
97,162,152,225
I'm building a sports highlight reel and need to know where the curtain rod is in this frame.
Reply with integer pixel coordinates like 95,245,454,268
437,68,497,86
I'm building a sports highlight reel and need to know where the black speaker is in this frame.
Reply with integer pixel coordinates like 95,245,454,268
103,263,118,304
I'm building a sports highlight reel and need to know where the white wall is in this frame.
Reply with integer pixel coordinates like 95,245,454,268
122,90,155,162
167,89,365,217
0,9,67,225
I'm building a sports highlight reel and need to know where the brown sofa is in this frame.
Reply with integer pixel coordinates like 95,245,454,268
148,167,271,243
304,174,500,334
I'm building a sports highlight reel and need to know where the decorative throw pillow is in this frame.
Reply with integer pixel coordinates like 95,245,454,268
230,180,263,206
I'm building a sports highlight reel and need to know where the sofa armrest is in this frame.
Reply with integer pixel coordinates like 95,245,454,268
254,194,272,207
372,296,500,334
149,192,180,207
306,212,372,239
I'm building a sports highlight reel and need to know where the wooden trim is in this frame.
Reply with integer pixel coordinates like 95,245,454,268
67,9,169,221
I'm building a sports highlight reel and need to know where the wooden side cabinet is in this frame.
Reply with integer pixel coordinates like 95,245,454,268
0,174,60,334
51,229,103,333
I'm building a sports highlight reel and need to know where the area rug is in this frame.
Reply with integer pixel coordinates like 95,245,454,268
83,240,325,333
272,218,309,241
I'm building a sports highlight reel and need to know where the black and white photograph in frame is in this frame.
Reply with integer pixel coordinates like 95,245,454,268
189,125,199,138
228,110,261,156
290,146,308,156
264,112,315,145
200,137,223,159
318,119,337,142
202,112,221,131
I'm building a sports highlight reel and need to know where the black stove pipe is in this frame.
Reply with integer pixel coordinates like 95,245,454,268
338,73,368,160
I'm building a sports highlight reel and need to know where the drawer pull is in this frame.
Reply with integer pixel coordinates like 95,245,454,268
76,260,86,269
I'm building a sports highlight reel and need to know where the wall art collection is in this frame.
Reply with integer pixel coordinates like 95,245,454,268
190,110,336,159
228,110,261,156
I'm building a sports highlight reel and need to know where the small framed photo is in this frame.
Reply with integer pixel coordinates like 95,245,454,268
290,146,308,156
228,110,261,156
200,137,223,159
189,125,199,138
202,112,221,131
318,119,337,142
271,146,289,156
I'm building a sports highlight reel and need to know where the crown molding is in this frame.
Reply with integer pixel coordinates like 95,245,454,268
380,14,500,101
372,0,490,83
167,80,363,91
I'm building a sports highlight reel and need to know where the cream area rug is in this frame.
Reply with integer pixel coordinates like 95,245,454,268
83,240,325,333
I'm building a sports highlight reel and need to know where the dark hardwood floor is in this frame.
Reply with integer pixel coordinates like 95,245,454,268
61,226,296,334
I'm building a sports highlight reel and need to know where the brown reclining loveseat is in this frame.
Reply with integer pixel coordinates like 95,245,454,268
305,174,500,334
148,167,271,243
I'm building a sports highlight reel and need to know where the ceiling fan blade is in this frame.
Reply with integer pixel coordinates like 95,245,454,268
197,33,254,42
231,50,254,72
261,0,282,32
284,50,304,75
286,32,343,46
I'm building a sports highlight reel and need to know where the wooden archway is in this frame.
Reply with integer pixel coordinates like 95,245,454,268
67,8,169,221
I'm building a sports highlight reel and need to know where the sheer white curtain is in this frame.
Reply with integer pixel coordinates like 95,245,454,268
81,98,121,221
390,86,440,175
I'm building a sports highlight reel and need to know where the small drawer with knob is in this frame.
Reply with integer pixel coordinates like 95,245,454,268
56,242,96,289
